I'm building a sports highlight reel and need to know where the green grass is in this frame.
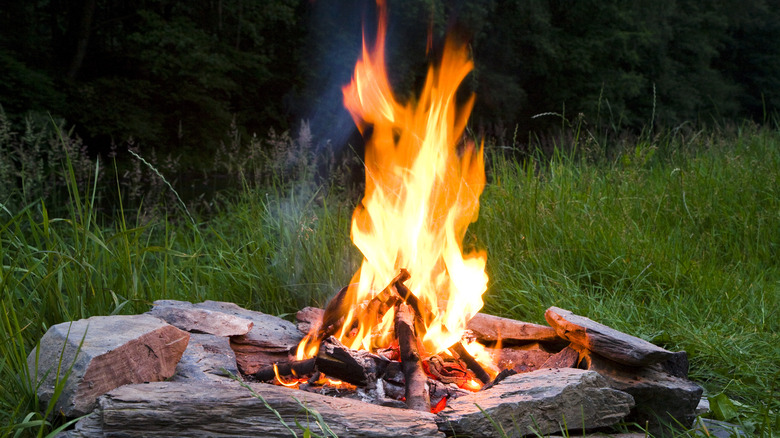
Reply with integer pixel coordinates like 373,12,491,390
1,121,778,436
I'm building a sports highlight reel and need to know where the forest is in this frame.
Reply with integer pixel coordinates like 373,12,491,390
2,0,779,159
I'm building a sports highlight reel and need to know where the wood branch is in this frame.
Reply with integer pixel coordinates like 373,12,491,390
480,368,517,391
318,285,351,338
314,336,388,388
253,359,316,382
545,306,675,366
394,303,431,412
451,342,491,385
392,271,428,337
467,312,561,344
362,270,409,328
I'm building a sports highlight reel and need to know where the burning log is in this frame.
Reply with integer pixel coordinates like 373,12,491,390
252,358,316,382
466,312,560,344
315,336,388,388
424,355,471,387
318,285,351,339
450,342,491,385
540,345,581,369
394,303,431,412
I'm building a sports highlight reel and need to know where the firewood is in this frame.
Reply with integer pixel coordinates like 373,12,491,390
318,285,352,338
252,358,316,382
466,312,560,344
391,271,427,336
394,303,431,412
424,355,471,387
314,336,388,388
486,344,552,373
540,345,581,369
545,306,675,366
450,342,491,385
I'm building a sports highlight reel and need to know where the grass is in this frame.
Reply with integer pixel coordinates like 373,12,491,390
0,118,778,437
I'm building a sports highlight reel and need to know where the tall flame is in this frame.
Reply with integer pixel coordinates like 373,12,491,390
332,1,488,356
298,2,488,363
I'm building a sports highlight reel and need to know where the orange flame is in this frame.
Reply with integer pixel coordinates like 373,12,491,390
341,1,487,355
298,1,488,366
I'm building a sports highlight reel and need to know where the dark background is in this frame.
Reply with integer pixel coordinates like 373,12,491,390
2,0,779,160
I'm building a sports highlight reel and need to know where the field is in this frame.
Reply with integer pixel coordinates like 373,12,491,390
1,119,778,436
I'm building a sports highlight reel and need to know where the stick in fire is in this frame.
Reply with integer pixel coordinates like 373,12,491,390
394,302,431,412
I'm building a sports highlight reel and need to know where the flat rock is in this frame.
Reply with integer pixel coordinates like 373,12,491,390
437,368,634,437
545,307,675,366
579,348,703,434
170,333,240,382
27,314,189,417
195,300,304,375
147,300,253,337
67,380,444,437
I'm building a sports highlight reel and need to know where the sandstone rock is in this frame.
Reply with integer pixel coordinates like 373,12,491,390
296,306,324,334
170,333,240,382
437,368,634,437
579,348,703,433
545,307,675,366
147,300,253,337
66,380,444,437
27,314,189,417
194,300,304,375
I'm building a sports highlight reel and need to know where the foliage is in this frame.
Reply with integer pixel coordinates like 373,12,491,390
2,0,780,156
1,120,778,436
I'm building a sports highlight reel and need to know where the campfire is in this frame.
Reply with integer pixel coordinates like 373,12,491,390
270,0,494,411
27,2,705,436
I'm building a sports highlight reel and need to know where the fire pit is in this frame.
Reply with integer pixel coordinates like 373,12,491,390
29,2,703,436
31,300,702,437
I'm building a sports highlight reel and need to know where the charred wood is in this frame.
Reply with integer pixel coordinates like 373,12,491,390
315,336,388,388
395,303,431,412
451,342,491,385
252,358,316,382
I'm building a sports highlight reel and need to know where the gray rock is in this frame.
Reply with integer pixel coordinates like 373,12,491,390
193,300,304,374
170,333,241,382
27,314,189,417
580,349,703,434
67,380,444,437
147,300,254,336
437,368,635,437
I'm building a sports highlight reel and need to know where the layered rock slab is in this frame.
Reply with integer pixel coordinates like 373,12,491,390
170,333,241,382
437,368,634,437
190,300,304,374
66,380,444,437
147,299,254,337
578,348,703,434
27,314,189,417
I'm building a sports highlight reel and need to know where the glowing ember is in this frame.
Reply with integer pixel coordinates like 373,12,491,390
298,0,490,380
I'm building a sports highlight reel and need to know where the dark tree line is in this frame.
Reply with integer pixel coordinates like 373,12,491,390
1,0,778,156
